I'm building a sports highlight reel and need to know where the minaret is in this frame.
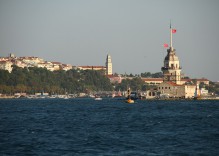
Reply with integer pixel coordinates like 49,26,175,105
161,24,181,85
106,54,112,75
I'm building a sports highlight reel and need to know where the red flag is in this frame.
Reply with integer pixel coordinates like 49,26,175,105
172,29,176,33
163,43,168,48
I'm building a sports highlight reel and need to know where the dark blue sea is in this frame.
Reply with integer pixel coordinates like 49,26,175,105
0,98,218,156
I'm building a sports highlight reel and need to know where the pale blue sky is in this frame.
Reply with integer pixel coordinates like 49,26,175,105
0,0,219,81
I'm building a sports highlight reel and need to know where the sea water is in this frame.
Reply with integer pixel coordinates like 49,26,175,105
0,98,218,156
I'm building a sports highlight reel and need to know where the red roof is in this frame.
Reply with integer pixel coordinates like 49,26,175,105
51,62,61,64
166,81,182,86
0,61,12,64
107,75,119,78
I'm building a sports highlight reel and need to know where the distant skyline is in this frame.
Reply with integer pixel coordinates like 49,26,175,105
0,0,219,81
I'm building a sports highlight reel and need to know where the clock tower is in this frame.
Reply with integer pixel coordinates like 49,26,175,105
106,54,112,75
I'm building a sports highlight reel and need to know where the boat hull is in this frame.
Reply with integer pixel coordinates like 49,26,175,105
125,99,134,103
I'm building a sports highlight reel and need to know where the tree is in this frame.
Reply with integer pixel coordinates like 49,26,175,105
151,72,163,78
0,70,10,85
141,72,151,77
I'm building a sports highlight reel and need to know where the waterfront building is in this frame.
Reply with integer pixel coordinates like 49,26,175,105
158,82,196,98
200,88,208,95
146,89,158,99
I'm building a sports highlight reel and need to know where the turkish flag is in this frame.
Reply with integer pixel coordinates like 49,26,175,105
163,43,168,48
172,29,176,33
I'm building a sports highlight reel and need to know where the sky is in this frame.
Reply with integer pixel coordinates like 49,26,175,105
0,0,219,81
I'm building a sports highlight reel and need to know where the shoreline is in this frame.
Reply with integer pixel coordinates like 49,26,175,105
0,95,219,100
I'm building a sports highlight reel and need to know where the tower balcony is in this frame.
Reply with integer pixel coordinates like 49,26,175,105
161,66,182,70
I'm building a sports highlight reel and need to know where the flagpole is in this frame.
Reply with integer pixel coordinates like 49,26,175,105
170,21,173,51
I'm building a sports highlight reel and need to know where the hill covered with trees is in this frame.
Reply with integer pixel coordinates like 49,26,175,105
0,66,113,94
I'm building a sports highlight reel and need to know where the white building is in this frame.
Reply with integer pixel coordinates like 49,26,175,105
0,61,13,73
200,88,208,95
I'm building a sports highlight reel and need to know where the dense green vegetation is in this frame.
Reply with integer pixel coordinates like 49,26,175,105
140,72,163,78
208,81,219,95
114,77,156,92
117,72,163,78
113,72,162,92
0,66,113,94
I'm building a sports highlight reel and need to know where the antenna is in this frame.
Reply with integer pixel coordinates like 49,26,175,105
170,20,172,29
170,20,173,50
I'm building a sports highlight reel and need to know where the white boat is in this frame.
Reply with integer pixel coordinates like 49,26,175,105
94,97,102,100
63,96,69,99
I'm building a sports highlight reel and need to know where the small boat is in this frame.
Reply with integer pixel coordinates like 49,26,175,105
94,95,102,100
63,96,69,99
126,98,134,103
125,87,135,103
94,97,102,100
